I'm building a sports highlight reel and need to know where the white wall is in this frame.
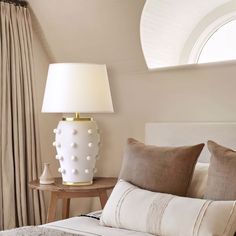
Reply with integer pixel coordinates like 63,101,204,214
30,0,236,218
94,62,236,176
33,31,59,174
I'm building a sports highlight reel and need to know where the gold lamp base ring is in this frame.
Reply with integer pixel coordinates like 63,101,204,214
63,180,93,186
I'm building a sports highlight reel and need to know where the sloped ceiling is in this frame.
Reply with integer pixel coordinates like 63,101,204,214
28,0,146,73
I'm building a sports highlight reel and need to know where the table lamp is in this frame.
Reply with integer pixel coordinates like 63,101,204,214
42,63,114,185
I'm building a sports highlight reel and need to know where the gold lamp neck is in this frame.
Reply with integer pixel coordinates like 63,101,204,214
62,113,92,121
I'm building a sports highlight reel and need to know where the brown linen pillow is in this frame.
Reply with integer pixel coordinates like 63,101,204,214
119,138,204,196
204,140,236,200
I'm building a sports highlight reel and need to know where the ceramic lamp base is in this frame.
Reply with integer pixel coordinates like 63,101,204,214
53,119,100,185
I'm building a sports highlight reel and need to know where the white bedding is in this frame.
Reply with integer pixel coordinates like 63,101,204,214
44,216,153,236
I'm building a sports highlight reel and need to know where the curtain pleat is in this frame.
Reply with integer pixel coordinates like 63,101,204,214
0,2,46,230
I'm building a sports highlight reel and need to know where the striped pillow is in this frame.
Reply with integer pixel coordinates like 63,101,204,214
100,180,236,236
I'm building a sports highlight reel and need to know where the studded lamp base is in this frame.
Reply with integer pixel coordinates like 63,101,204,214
53,120,100,185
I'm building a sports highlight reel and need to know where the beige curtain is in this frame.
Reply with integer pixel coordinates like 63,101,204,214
0,1,45,230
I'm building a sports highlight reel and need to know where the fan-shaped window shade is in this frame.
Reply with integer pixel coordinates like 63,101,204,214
140,0,232,69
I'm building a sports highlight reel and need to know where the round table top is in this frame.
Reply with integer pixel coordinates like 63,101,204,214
29,177,117,192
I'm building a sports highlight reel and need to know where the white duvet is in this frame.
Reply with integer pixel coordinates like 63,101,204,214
44,216,153,236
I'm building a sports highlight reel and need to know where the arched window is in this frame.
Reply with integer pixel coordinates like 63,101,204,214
140,0,236,69
197,19,236,63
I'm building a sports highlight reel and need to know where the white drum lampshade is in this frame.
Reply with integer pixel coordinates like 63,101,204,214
42,63,113,185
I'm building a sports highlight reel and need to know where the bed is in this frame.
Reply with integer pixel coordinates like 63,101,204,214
1,211,151,235
2,122,236,236
44,211,152,236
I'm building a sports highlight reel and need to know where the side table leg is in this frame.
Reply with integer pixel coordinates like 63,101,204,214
47,192,58,223
62,198,70,219
98,190,108,208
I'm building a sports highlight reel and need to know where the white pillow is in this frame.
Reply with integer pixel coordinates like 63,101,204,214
187,162,209,198
100,180,236,236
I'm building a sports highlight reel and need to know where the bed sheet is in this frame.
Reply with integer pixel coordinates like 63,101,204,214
44,216,153,236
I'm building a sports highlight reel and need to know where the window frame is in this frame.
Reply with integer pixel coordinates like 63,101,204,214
189,14,236,64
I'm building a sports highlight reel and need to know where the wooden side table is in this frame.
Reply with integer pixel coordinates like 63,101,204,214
29,177,117,223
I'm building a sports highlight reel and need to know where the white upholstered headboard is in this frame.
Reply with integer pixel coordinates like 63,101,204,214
145,123,236,163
